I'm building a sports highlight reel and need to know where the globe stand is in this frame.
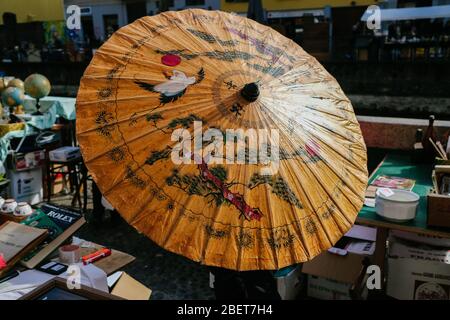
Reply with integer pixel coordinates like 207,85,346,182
8,105,21,124
32,98,43,115
14,105,25,115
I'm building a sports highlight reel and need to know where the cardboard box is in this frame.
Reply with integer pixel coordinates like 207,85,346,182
49,146,81,162
274,264,303,300
110,272,151,300
387,238,450,300
303,252,369,300
10,150,45,172
390,229,450,248
301,225,376,300
8,168,43,205
427,192,450,228
307,275,368,300
389,238,449,264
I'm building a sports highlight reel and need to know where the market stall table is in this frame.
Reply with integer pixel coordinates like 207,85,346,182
356,152,450,287
23,95,76,121
0,111,66,164
0,96,78,206
23,95,77,146
0,237,136,300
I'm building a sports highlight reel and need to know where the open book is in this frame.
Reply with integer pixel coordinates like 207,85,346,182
0,221,47,276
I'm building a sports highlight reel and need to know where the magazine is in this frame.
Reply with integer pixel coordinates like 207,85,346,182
370,175,416,191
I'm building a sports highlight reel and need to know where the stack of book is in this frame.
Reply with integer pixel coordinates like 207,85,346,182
0,222,47,276
364,175,416,207
0,203,85,276
20,203,86,268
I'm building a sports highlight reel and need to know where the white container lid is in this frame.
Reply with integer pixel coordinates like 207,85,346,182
376,188,420,203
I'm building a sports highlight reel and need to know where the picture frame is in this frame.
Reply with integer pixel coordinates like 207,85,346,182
19,277,123,300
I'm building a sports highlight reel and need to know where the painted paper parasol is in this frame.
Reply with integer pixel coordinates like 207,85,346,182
76,9,368,271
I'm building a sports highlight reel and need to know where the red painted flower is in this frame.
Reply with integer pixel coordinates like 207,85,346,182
161,54,181,66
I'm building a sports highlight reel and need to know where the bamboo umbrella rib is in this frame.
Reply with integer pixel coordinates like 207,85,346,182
255,104,322,261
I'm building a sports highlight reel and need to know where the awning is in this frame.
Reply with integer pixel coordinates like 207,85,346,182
361,5,450,22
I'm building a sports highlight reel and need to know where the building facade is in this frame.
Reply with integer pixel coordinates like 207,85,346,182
64,0,128,42
0,0,65,25
221,0,379,16
64,0,220,42
220,0,379,60
146,0,220,14
0,0,66,51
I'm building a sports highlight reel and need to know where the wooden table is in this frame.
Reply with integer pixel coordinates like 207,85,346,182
356,152,450,287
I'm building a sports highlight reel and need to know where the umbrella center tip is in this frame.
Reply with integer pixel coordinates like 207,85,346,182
240,82,259,102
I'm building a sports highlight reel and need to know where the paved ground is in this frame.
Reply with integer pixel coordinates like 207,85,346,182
51,190,215,300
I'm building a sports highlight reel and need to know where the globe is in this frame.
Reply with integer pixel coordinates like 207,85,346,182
0,78,7,93
7,78,25,90
24,73,51,99
1,87,24,107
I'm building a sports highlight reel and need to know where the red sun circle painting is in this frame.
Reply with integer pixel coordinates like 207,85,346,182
161,54,181,66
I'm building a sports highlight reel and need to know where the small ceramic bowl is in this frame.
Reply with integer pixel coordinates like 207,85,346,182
1,199,18,214
14,202,33,216
375,189,420,222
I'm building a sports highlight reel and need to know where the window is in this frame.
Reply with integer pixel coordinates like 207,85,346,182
103,14,118,38
155,0,174,9
186,0,205,6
